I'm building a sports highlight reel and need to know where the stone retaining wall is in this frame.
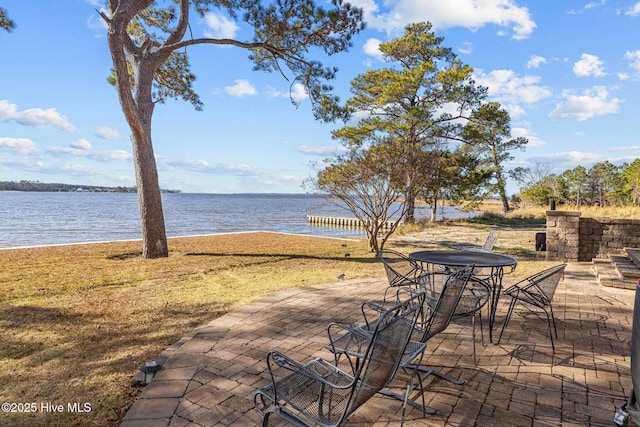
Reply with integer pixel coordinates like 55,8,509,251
546,210,640,261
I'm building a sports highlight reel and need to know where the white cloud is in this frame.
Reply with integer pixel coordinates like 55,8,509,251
224,79,257,97
71,139,92,150
363,38,384,61
0,137,39,155
264,84,308,102
504,104,526,118
573,53,607,77
295,145,348,156
86,8,109,33
474,69,552,114
626,2,640,16
93,150,131,161
0,156,46,169
354,0,536,39
204,12,239,39
266,87,284,99
95,126,125,140
527,151,602,166
526,55,547,69
625,50,640,76
512,126,546,147
548,86,621,121
156,155,277,178
609,145,640,153
47,142,131,162
458,41,473,55
0,100,77,132
290,83,309,102
585,0,606,10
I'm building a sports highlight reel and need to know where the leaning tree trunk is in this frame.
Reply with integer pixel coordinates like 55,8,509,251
106,9,169,259
131,127,168,259
495,173,510,214
430,196,438,222
403,174,416,224
128,63,169,259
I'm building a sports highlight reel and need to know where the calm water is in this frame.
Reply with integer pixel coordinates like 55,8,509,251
0,192,478,248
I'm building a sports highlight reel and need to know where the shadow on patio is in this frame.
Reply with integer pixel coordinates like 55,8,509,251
120,262,633,427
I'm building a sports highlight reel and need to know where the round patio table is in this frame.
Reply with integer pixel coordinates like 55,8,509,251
409,250,517,343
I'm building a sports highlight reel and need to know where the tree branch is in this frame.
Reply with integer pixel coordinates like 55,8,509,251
163,0,190,47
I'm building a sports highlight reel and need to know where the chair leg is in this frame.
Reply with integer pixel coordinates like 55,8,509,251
478,311,485,346
497,298,517,345
471,311,486,365
548,305,558,338
411,364,465,385
471,314,477,366
544,309,556,353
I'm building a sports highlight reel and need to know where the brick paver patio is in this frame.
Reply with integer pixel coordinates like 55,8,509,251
120,262,634,426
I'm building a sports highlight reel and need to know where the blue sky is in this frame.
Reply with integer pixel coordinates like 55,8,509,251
0,0,639,195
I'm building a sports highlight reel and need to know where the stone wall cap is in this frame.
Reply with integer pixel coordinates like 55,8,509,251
546,210,581,217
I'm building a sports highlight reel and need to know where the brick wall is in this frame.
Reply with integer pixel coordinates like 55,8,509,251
546,210,640,261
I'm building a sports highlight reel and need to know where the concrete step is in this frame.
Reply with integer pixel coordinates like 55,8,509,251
593,258,636,290
610,255,640,281
625,248,640,269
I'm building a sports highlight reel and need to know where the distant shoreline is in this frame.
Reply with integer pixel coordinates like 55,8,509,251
0,181,179,193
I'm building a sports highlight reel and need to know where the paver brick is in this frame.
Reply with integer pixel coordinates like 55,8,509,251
120,266,634,426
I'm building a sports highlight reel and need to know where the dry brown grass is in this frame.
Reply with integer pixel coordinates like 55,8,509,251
0,227,554,426
483,198,640,220
0,232,382,426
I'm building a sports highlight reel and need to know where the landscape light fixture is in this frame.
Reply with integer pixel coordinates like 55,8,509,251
139,360,162,386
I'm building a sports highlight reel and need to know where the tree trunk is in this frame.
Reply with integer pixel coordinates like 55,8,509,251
404,174,416,224
430,196,438,222
106,9,169,259
499,187,510,214
404,193,415,224
494,168,510,214
131,128,168,259
130,62,169,258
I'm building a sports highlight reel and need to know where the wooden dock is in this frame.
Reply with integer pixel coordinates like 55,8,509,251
306,214,397,230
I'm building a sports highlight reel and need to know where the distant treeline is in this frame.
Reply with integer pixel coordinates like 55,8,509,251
0,180,180,193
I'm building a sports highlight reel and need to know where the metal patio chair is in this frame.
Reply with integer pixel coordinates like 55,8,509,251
326,266,473,422
254,291,425,427
378,249,425,288
480,230,499,252
419,270,490,365
497,263,567,353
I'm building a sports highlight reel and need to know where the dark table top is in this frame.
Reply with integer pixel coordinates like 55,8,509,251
409,250,518,268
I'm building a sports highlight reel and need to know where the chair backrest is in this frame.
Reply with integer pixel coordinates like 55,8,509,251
527,263,567,304
346,291,425,417
378,249,421,287
419,265,474,342
481,230,499,252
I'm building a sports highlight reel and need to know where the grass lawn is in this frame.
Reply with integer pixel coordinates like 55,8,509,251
0,227,553,426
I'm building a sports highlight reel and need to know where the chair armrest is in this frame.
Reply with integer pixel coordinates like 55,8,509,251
267,350,312,379
327,321,371,342
326,321,372,357
361,301,386,329
502,275,534,295
266,350,352,390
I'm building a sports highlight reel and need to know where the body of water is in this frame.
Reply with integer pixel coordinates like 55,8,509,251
0,192,480,248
